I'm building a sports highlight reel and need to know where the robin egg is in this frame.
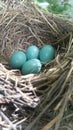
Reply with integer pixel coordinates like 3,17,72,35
39,45,55,64
21,59,42,75
10,51,26,69
26,45,39,60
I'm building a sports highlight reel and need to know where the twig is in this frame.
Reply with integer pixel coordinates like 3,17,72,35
25,64,73,130
42,114,60,130
54,65,73,130
0,110,17,130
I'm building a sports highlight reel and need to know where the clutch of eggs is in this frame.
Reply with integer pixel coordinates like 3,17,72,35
10,45,55,75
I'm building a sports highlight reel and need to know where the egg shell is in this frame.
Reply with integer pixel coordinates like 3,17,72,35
39,45,55,64
10,51,26,69
21,59,42,75
26,45,39,60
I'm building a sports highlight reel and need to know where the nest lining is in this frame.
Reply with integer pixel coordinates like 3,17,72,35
0,2,73,130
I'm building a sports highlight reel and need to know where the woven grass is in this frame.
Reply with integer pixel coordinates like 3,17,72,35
0,1,73,130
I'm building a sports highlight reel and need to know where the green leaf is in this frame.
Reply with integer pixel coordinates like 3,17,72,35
68,128,73,130
36,0,46,2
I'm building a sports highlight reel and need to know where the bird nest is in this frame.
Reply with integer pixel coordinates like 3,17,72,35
0,2,73,130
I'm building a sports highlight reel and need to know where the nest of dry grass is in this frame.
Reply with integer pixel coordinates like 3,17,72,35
0,1,73,130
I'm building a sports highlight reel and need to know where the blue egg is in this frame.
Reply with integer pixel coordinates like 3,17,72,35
21,59,42,75
10,51,26,69
39,45,55,64
26,45,39,60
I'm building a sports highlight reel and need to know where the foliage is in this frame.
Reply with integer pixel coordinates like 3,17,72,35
34,0,73,21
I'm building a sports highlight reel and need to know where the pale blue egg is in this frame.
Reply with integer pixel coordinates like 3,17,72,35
10,51,26,69
21,59,42,75
26,45,39,60
39,45,55,64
